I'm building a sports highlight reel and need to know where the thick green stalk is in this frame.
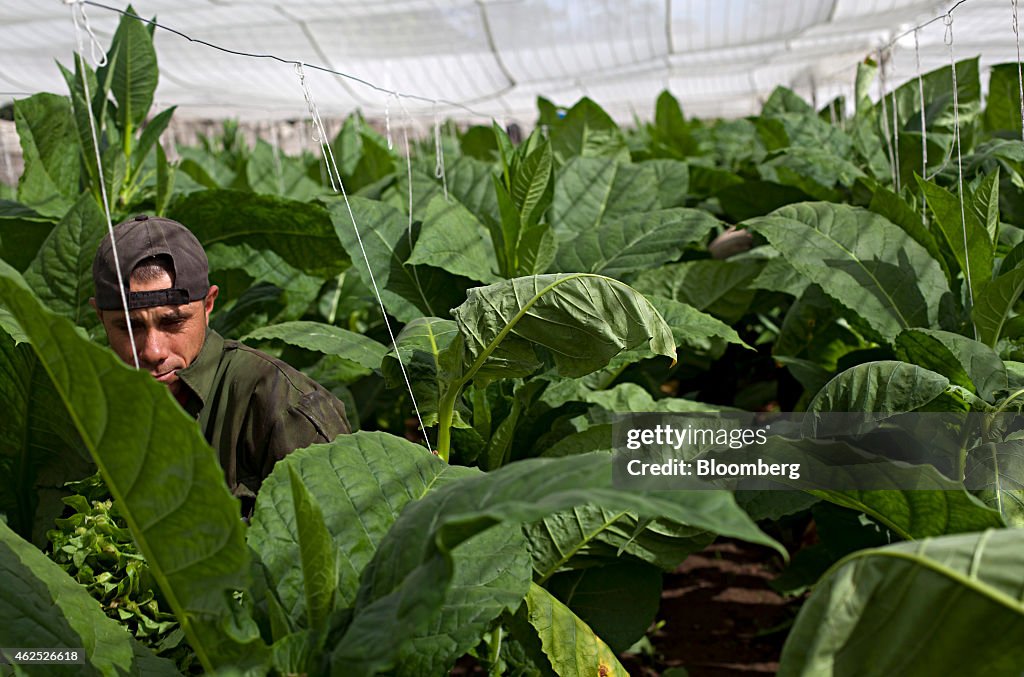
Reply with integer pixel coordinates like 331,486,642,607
487,625,503,677
436,386,460,462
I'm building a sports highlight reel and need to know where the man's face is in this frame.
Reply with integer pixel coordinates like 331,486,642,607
93,269,218,397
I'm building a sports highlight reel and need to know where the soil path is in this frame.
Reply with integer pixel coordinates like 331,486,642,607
622,540,800,676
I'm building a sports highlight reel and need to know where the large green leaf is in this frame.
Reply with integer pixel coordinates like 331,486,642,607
242,321,387,371
14,94,81,218
645,159,689,208
548,98,630,165
525,505,710,577
169,189,347,278
248,432,472,622
444,156,501,225
345,131,396,194
0,201,56,272
964,440,1024,527
0,331,92,546
759,147,864,201
918,176,993,309
246,139,324,201
525,582,627,677
744,202,951,342
553,208,719,278
646,295,751,351
778,529,1024,676
286,464,336,635
0,261,265,672
107,3,158,134
490,136,556,278
862,178,950,280
332,450,782,676
544,558,663,655
206,242,323,327
581,382,725,415
397,523,531,677
973,264,1024,348
129,106,175,187
773,285,866,393
57,59,102,194
730,437,1004,540
984,63,1024,134
888,57,981,135
0,521,179,677
250,432,526,677
895,329,1006,402
327,195,471,321
406,194,501,283
649,90,699,158
551,157,661,234
22,194,106,330
808,360,950,415
450,273,676,381
632,258,764,324
380,317,459,426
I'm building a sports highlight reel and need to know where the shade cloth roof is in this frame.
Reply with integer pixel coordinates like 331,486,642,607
1,0,1021,123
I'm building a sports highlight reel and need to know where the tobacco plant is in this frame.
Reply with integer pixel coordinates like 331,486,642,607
2,6,1024,676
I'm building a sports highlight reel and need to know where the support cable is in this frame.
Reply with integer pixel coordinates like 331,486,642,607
296,65,433,454
67,0,140,369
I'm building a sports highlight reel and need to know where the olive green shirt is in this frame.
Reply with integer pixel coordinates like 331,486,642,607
177,330,350,515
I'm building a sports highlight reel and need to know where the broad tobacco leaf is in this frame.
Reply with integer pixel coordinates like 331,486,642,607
525,582,627,677
779,529,1024,676
0,261,266,672
23,193,107,331
330,450,782,676
554,208,719,279
14,94,81,218
328,195,472,321
449,273,676,381
0,330,92,547
243,320,388,371
745,202,952,343
169,189,347,279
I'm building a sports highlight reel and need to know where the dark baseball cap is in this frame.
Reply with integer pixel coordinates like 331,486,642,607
92,214,210,311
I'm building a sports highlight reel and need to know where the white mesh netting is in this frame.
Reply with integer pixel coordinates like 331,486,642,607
0,0,1021,124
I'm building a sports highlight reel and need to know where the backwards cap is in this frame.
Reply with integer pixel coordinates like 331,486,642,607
92,214,210,311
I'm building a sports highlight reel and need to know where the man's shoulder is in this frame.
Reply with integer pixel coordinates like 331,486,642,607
219,338,351,438
219,338,321,394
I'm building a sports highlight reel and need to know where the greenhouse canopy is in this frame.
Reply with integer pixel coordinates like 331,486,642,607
2,0,1023,124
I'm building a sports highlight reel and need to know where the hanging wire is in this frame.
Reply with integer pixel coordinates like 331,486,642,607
914,28,928,181
877,48,899,190
68,0,140,369
80,0,496,121
384,94,394,151
393,94,419,252
945,12,976,336
889,49,901,193
296,65,434,454
1013,0,1024,140
433,103,449,202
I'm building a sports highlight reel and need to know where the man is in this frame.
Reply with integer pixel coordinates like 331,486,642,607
91,214,350,517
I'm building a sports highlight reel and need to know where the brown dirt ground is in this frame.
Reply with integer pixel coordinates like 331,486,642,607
621,540,802,676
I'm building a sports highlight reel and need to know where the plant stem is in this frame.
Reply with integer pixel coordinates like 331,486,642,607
436,386,460,462
487,625,503,677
